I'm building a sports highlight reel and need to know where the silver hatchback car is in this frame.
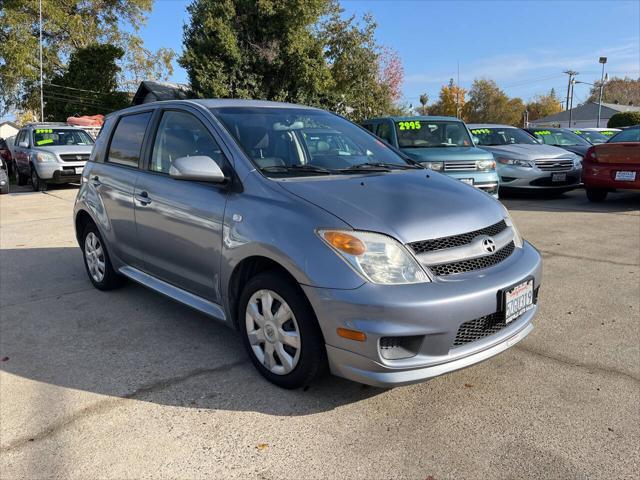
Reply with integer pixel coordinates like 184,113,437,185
74,100,542,389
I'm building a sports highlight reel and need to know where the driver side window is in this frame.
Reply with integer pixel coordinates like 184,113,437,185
151,111,224,174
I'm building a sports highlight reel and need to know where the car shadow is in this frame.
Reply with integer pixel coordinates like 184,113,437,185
0,247,384,416
500,188,640,214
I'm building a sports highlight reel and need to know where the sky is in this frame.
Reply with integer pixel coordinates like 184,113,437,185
138,0,640,107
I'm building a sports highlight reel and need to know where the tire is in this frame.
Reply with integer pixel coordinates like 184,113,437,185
15,163,27,186
81,222,124,290
30,166,47,192
0,169,9,194
239,271,327,389
586,188,608,202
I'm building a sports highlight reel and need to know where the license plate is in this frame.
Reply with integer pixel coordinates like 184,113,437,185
615,171,636,181
460,178,474,186
551,173,566,182
503,279,534,324
75,167,84,174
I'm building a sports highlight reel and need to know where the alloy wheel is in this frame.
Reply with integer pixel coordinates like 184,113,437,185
245,289,301,375
84,232,106,283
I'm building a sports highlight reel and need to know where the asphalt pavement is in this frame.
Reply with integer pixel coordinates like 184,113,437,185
1,184,638,479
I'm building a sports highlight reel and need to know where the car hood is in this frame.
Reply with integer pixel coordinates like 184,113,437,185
277,170,505,244
553,144,589,157
477,143,574,160
401,146,494,162
37,145,94,156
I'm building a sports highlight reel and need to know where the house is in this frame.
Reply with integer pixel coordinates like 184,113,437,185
131,81,192,106
529,102,640,128
0,120,20,140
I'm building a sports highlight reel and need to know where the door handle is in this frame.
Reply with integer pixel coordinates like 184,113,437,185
135,190,152,205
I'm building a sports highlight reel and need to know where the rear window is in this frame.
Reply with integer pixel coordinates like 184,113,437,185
608,128,640,143
107,112,152,167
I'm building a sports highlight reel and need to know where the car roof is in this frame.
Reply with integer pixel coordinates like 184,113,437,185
467,124,517,129
364,115,461,123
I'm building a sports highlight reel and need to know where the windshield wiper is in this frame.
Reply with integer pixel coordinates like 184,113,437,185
262,164,333,175
340,162,421,173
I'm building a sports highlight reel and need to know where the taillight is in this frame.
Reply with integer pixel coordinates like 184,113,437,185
584,146,598,163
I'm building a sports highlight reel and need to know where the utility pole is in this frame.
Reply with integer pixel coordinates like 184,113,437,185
564,70,578,127
456,61,460,118
597,57,607,127
39,0,44,122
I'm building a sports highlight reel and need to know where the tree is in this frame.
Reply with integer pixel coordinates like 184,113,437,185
180,0,405,121
0,0,174,115
607,111,640,128
526,88,562,122
464,79,525,125
44,45,130,121
415,93,429,115
180,0,332,103
429,79,466,118
588,77,640,106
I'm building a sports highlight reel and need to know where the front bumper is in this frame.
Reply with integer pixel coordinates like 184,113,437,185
497,164,582,190
34,162,85,182
444,170,499,197
302,241,542,387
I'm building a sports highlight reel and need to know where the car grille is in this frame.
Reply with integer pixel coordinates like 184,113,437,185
452,287,539,348
60,153,90,162
444,161,477,172
534,158,573,171
429,242,515,276
409,220,507,254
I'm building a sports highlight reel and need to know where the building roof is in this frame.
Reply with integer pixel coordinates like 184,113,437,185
131,81,192,105
0,120,20,129
531,102,640,124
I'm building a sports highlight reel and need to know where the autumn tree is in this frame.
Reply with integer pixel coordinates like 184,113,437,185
526,88,562,122
465,79,525,125
429,79,466,118
587,76,640,106
0,0,174,115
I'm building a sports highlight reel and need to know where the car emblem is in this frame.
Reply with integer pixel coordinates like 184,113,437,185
482,238,496,253
76,155,83,160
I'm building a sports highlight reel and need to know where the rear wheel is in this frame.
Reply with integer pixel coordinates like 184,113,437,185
81,223,124,290
239,271,327,389
586,188,608,202
30,166,46,191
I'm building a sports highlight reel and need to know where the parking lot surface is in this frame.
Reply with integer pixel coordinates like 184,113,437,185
1,185,639,479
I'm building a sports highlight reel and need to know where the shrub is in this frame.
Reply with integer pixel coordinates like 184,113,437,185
607,111,640,128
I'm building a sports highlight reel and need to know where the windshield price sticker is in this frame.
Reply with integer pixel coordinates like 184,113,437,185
573,130,582,134
36,138,54,146
471,128,490,134
397,121,421,131
35,128,53,134
534,130,552,135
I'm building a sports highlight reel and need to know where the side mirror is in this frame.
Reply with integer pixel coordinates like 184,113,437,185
472,136,480,144
169,155,226,183
19,141,29,148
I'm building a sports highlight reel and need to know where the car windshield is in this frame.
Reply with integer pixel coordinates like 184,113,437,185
395,120,472,148
32,128,94,147
529,129,589,146
211,107,412,176
470,127,538,146
573,130,608,144
608,127,640,143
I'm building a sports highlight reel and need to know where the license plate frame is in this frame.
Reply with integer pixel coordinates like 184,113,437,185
499,277,535,324
615,171,636,181
460,178,474,186
551,172,566,182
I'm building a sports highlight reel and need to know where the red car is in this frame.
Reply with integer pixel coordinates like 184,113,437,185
582,126,640,202
0,137,14,178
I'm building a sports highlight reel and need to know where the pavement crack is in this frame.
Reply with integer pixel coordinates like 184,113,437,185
0,359,247,453
516,345,640,383
538,249,639,267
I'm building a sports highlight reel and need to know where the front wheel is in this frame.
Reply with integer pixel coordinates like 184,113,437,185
15,163,27,186
30,166,46,191
586,188,608,202
239,271,327,389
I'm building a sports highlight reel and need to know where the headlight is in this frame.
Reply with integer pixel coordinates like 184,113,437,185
496,157,532,168
573,155,583,168
501,206,524,248
476,159,496,171
318,230,430,284
34,151,57,163
421,161,443,171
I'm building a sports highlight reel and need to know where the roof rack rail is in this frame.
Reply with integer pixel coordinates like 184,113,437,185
24,122,74,127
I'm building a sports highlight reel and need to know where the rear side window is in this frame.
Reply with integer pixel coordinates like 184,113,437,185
361,123,374,133
107,112,152,167
608,128,639,143
377,122,393,144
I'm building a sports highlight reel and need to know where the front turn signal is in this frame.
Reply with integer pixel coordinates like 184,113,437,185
337,327,367,342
